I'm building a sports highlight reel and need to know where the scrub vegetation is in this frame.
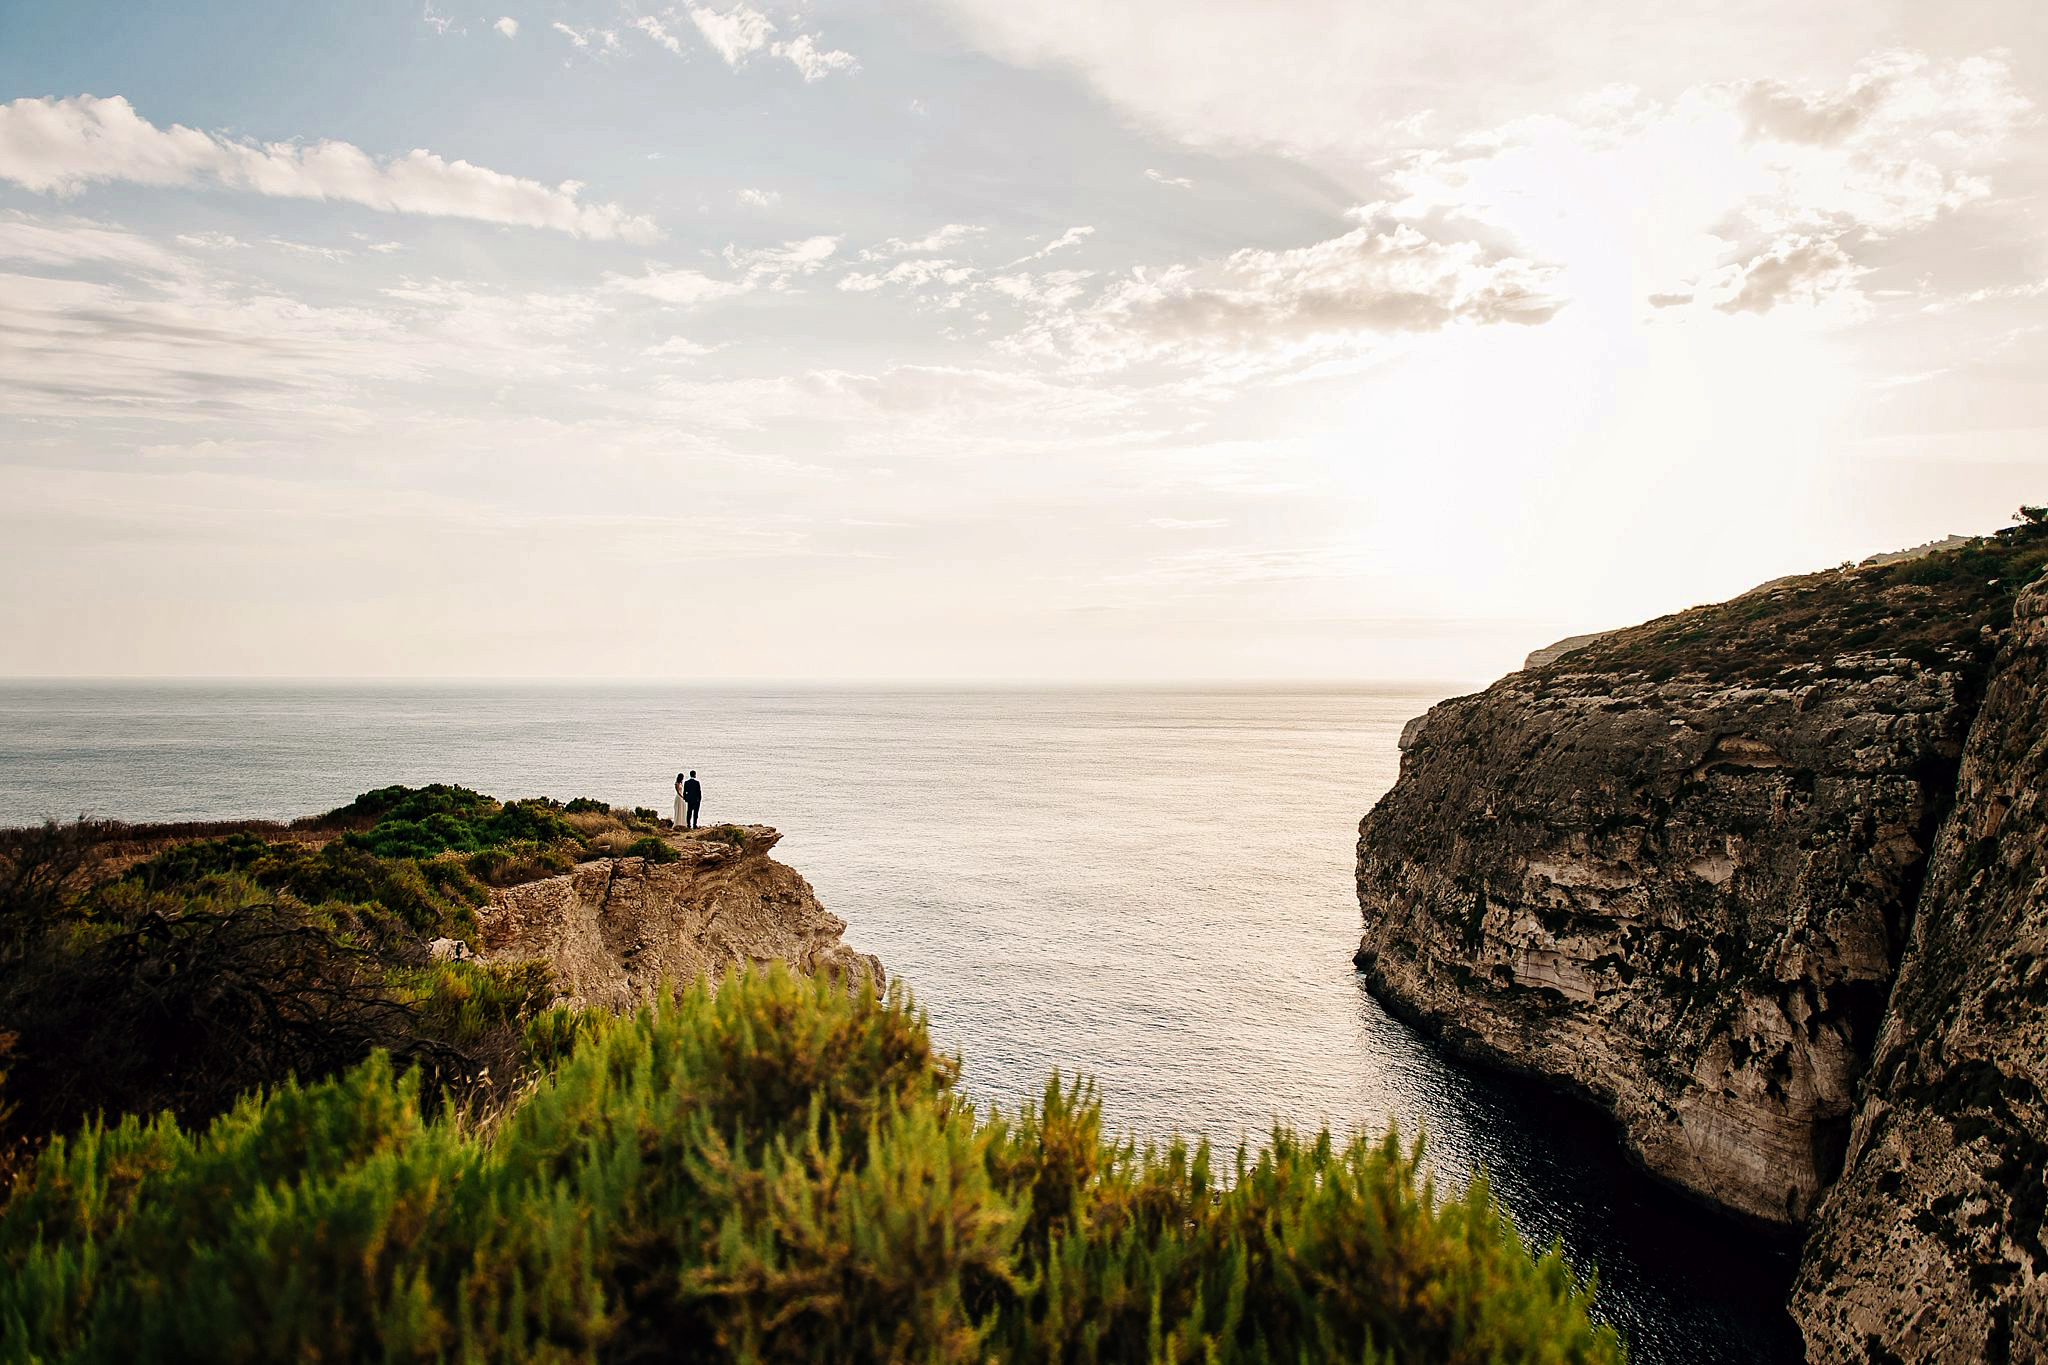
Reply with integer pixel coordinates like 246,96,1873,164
0,788,1624,1363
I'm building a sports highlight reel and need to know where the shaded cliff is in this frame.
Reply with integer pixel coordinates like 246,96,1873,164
1355,523,2047,1227
479,824,882,1008
1793,579,2048,1362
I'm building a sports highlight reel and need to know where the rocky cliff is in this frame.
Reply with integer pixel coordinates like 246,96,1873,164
1793,579,2048,1363
1355,519,2048,1355
477,825,882,1009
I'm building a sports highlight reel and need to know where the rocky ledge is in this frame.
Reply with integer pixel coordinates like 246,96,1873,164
1355,517,2048,1361
475,825,882,1010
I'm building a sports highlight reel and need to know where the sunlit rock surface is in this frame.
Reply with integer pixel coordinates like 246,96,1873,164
479,824,883,1008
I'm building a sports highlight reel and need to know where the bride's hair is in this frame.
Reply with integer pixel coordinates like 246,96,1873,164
676,772,685,783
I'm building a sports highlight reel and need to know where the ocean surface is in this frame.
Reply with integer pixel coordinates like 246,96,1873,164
0,682,1801,1362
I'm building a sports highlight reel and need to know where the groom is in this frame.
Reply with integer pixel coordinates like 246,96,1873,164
682,770,702,830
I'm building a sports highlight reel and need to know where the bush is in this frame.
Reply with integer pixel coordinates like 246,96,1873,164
0,969,1622,1364
626,836,679,864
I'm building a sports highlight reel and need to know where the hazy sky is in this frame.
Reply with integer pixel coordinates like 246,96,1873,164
1,1,2043,681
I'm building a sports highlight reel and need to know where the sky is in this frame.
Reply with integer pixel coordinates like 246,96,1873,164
0,0,2043,682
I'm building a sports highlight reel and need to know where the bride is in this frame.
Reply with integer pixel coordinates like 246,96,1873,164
674,771,686,827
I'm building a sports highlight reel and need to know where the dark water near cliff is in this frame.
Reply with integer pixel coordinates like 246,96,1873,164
0,682,1800,1362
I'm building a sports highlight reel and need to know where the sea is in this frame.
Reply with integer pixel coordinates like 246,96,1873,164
0,681,1802,1363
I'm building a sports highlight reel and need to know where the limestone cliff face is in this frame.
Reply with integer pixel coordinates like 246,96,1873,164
1794,580,2048,1363
477,825,882,1009
1356,531,2044,1228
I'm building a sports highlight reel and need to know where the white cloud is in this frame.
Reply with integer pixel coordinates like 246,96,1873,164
687,3,774,65
724,234,840,283
603,265,749,306
0,213,186,273
633,14,686,55
1007,218,1562,373
1145,169,1195,189
838,258,978,292
863,223,983,258
645,334,717,359
1379,52,2032,316
1146,517,1229,528
681,4,854,79
1710,235,1864,315
735,187,780,208
1013,225,1093,263
551,21,618,51
0,95,660,242
776,33,857,81
493,16,519,38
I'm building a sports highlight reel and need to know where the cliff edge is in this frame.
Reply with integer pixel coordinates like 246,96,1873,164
478,824,883,1009
1793,579,2048,1362
1354,518,2048,1357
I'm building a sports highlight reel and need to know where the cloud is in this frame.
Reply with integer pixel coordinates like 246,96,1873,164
1013,225,1093,263
0,95,660,242
863,223,983,258
633,14,687,55
1146,517,1229,529
602,236,839,307
1144,169,1195,189
687,4,775,65
0,213,186,273
551,21,618,51
735,187,780,208
645,334,717,359
776,33,857,81
1009,218,1562,372
838,258,978,292
1710,234,1863,314
724,234,840,283
493,16,518,38
682,4,855,79
603,265,749,306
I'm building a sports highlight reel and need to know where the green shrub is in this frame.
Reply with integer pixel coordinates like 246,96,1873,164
563,798,611,815
0,969,1623,1364
704,824,749,847
625,836,679,864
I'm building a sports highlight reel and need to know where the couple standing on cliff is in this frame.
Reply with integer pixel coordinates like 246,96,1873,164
674,771,703,830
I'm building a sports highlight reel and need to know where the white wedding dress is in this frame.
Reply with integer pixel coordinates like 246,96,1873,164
675,789,685,826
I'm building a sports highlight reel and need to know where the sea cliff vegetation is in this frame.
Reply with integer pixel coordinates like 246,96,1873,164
0,788,1623,1363
1,969,1620,1364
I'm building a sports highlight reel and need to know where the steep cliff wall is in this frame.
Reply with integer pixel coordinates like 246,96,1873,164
478,825,882,1009
1356,528,2046,1227
1794,580,2048,1363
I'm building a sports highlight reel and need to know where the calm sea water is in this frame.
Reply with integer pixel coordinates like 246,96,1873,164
0,682,1800,1362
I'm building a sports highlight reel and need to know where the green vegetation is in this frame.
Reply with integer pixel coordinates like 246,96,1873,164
0,788,1625,1361
0,786,672,1170
0,968,1621,1364
1546,515,2048,687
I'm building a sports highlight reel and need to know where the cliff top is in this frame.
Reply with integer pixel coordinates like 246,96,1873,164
1532,515,2048,688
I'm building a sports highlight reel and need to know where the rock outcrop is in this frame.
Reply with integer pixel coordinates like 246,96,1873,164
1355,520,2048,1356
478,825,882,1009
1794,579,2048,1363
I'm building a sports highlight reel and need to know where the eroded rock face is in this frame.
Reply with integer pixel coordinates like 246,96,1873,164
1354,543,2042,1228
478,825,883,1009
1795,581,2048,1363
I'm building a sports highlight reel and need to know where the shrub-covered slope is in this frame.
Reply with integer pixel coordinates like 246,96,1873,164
0,968,1623,1365
0,785,682,1169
